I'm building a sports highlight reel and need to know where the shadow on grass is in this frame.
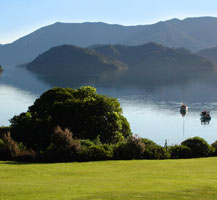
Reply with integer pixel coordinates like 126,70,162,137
0,161,62,165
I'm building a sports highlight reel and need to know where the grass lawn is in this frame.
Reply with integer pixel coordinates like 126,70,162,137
1,158,217,200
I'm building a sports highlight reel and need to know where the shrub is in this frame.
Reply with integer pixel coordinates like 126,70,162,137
51,126,80,151
169,145,192,159
211,140,217,156
181,137,212,158
80,139,95,147
141,138,170,159
42,126,80,162
0,132,36,161
0,139,7,160
78,144,113,161
113,136,145,160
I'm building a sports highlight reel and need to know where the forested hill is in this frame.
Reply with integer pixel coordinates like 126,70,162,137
27,42,215,77
27,45,127,74
92,42,215,73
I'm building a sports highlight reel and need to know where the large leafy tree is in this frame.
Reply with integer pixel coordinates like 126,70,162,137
10,86,131,150
181,137,212,158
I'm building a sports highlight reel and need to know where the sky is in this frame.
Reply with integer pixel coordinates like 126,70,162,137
1,0,217,44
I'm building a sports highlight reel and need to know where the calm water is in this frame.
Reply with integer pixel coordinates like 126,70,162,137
1,66,217,146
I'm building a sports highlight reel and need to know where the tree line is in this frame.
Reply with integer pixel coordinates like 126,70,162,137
0,86,216,162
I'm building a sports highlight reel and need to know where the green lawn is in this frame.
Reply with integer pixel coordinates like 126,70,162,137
1,158,217,200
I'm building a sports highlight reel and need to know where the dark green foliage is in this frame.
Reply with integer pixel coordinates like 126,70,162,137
181,137,212,158
211,140,217,156
141,138,170,159
78,144,113,162
0,126,10,138
78,138,113,161
113,136,145,160
169,145,192,159
10,86,131,150
80,139,95,147
10,112,50,150
0,65,2,72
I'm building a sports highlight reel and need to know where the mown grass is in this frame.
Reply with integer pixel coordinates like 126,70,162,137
1,158,217,200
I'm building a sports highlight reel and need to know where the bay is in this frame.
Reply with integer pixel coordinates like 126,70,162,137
1,66,217,146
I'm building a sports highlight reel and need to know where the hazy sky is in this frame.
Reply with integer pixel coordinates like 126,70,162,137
1,0,217,44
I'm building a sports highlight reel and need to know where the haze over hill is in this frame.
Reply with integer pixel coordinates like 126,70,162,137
2,17,217,66
198,47,217,65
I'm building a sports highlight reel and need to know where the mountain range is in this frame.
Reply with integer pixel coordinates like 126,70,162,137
2,17,217,66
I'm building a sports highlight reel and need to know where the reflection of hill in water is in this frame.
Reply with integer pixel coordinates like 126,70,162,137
0,66,50,95
32,66,215,87
2,66,217,112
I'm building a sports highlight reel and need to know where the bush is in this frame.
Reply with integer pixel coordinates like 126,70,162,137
181,137,212,158
10,86,132,150
80,139,95,147
42,126,80,162
78,144,113,161
51,126,80,151
169,145,192,159
211,140,217,156
0,139,8,160
0,132,36,161
141,138,170,159
113,136,145,160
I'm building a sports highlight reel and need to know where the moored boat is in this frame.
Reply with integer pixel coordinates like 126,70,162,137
200,110,211,120
180,103,188,112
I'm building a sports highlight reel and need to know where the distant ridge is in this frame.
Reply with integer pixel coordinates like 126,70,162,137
2,17,217,66
92,42,214,73
198,47,217,65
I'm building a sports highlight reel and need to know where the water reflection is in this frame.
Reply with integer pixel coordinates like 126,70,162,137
201,119,211,125
1,66,217,145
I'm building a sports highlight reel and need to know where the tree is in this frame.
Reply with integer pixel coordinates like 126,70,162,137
169,145,192,159
10,86,131,150
181,137,212,158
